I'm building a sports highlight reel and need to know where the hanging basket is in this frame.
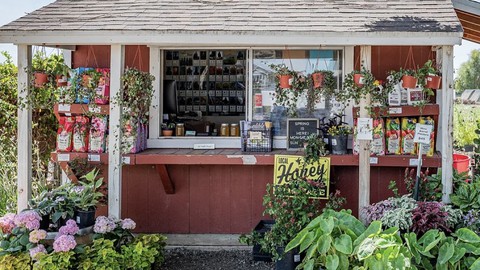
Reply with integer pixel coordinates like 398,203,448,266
311,72,325,88
353,74,364,87
425,75,441,89
278,75,293,88
34,72,49,88
401,75,417,88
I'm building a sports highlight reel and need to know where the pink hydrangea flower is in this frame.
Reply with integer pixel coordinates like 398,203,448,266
29,229,47,243
0,213,16,234
59,219,79,236
14,210,41,230
29,244,47,260
53,235,76,252
93,216,116,234
121,218,136,230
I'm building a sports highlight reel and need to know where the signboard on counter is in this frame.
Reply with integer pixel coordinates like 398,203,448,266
286,118,319,150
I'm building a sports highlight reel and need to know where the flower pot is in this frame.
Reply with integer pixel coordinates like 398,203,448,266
353,74,364,87
275,246,301,270
311,72,324,88
278,75,293,89
162,129,174,136
56,75,68,87
252,220,275,262
40,214,51,230
401,75,417,88
56,215,74,229
34,72,48,88
425,75,441,89
330,134,348,155
75,208,96,229
453,153,470,174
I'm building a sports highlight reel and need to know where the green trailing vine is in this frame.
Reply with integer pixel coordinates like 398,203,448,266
269,63,308,117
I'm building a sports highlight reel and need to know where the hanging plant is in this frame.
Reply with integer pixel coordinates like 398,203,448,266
306,70,336,114
269,64,308,117
341,68,376,106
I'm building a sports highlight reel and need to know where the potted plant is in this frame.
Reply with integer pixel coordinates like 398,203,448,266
400,68,418,89
49,184,76,229
32,51,50,88
303,133,329,163
269,64,308,117
327,124,352,155
306,70,336,114
418,60,441,90
48,54,70,87
71,169,105,228
161,123,176,136
29,190,56,230
269,63,294,89
341,68,376,106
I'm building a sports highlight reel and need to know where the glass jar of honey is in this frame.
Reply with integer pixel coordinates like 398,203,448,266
230,123,239,137
176,123,185,136
220,123,229,136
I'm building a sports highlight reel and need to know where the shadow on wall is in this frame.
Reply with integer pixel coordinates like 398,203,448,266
366,16,463,32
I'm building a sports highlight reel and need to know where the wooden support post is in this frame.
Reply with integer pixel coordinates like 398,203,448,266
108,45,125,219
155,165,175,194
358,45,371,220
149,47,161,142
17,45,32,213
441,46,454,203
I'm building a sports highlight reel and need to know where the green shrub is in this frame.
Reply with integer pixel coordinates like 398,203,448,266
454,104,480,149
0,252,32,270
122,234,167,269
77,238,123,270
33,251,75,270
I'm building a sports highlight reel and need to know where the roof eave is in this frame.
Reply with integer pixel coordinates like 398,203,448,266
0,30,463,46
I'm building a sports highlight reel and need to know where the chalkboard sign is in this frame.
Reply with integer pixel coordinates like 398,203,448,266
287,118,319,150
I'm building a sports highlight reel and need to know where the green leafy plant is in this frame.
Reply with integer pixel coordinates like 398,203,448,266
303,133,329,163
340,68,376,106
72,169,105,211
450,175,480,210
269,63,308,117
121,234,167,269
307,70,336,114
327,124,352,136
33,251,76,270
77,238,123,270
0,252,32,270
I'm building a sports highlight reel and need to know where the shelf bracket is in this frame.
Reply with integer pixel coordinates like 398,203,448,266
155,164,175,194
58,162,79,183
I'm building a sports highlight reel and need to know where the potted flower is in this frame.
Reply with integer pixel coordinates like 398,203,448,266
327,124,352,155
49,185,76,229
161,123,176,136
71,169,105,228
29,190,57,230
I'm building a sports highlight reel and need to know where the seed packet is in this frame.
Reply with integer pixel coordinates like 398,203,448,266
95,68,110,105
89,116,108,153
371,118,385,156
386,118,401,155
56,117,74,152
73,116,89,152
74,67,94,104
401,117,417,155
418,116,435,157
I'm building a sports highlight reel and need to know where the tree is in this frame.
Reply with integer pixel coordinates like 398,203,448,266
455,49,480,93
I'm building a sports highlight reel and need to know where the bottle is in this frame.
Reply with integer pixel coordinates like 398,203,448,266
176,123,185,136
230,123,239,137
220,123,229,137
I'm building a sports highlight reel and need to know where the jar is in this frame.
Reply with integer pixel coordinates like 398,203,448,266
230,123,239,137
220,123,229,137
176,123,185,136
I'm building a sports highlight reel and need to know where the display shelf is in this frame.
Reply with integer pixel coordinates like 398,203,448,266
53,103,109,121
353,104,439,118
51,152,135,165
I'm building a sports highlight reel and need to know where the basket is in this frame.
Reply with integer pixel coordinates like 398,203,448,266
240,121,273,152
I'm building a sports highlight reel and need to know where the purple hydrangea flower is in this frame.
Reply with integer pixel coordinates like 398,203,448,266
93,216,116,234
121,218,136,230
14,210,41,230
59,219,79,236
53,235,76,252
0,213,16,234
29,229,47,243
72,186,85,194
29,244,47,260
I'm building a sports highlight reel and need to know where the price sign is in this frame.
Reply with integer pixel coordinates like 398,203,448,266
413,124,433,145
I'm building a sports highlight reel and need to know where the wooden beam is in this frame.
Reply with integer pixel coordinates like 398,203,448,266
358,45,371,220
148,47,161,141
441,46,454,203
108,45,125,219
17,45,32,213
155,165,175,194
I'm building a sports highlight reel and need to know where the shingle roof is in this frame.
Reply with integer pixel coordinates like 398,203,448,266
0,0,462,34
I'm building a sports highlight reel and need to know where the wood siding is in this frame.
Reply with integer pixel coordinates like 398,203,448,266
72,45,149,72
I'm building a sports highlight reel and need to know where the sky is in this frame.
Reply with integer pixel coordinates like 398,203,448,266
0,0,480,76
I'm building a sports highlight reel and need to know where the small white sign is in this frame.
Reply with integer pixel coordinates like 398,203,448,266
370,157,378,164
88,154,100,162
413,123,433,145
388,107,402,114
58,104,71,112
193,144,215,149
122,156,131,164
88,105,101,113
357,118,373,140
57,154,70,162
409,158,419,166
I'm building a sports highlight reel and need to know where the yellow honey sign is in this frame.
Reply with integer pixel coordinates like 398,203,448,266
273,155,330,199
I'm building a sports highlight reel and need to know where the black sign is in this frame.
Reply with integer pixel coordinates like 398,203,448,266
286,118,319,150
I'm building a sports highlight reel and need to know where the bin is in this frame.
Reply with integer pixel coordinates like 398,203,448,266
453,154,470,173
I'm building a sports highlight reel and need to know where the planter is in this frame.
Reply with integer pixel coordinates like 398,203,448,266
401,75,417,88
278,75,293,89
40,214,51,230
425,75,441,89
353,74,364,87
34,72,48,88
275,246,301,270
56,215,74,229
330,134,348,155
453,153,470,173
162,129,174,136
311,72,325,88
75,208,96,229
56,74,68,87
252,220,275,262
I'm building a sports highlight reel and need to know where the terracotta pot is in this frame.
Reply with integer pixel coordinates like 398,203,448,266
56,75,68,87
353,74,364,87
401,75,417,88
34,72,48,88
311,72,325,88
278,75,292,88
82,74,91,87
162,129,174,136
425,75,441,89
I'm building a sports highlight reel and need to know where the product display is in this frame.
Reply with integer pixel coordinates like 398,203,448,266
385,118,401,155
401,117,417,155
418,116,435,157
72,116,89,152
56,117,74,152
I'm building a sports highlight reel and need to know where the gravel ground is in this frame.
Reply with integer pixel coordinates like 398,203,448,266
160,248,275,270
